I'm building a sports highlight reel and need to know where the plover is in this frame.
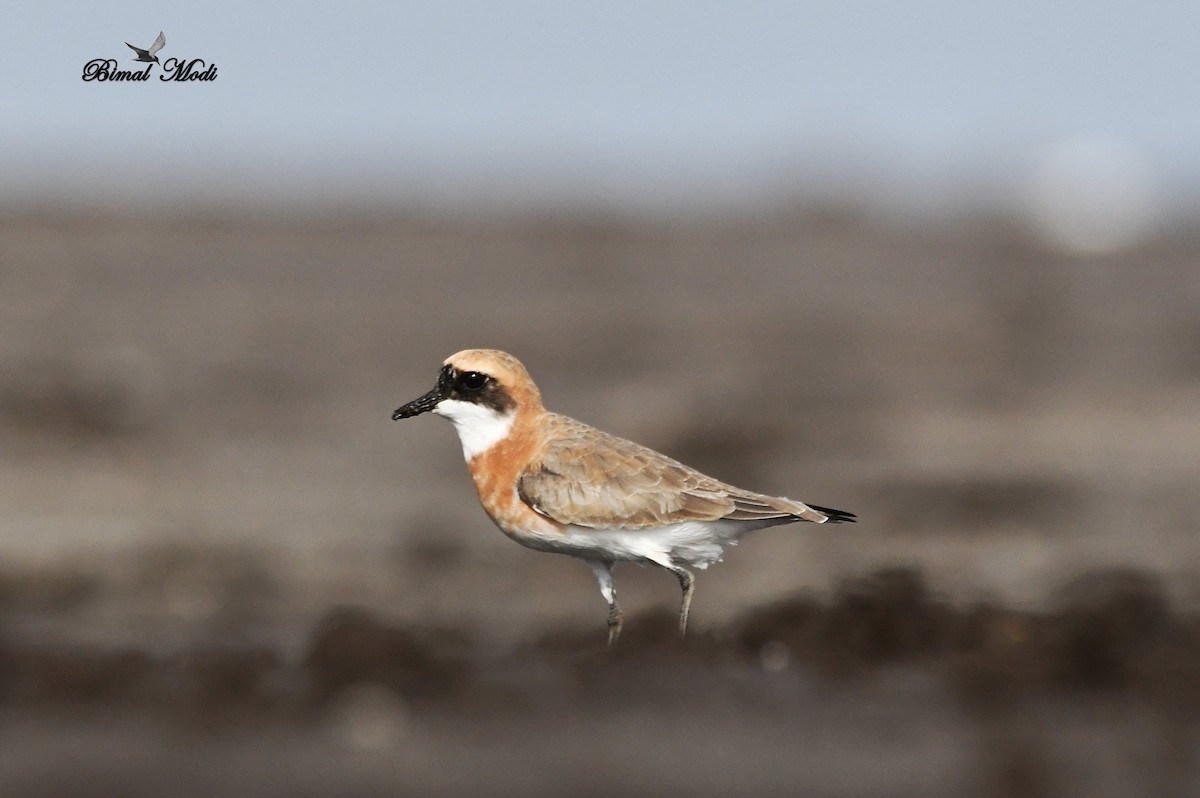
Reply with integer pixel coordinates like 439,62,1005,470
393,349,855,644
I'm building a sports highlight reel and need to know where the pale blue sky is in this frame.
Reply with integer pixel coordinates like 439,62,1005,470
3,1,1197,211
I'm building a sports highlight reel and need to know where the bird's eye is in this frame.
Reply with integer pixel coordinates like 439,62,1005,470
459,371,488,391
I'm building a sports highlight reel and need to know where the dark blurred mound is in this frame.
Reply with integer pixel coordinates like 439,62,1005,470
3,566,1198,718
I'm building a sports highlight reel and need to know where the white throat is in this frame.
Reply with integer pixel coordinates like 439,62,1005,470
433,399,515,460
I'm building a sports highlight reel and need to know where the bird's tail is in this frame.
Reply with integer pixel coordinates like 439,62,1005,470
805,503,857,524
728,493,857,525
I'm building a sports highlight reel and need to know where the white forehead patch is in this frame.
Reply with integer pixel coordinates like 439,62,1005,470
433,399,515,460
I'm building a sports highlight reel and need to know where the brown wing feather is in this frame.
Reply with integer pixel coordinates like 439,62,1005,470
518,414,817,530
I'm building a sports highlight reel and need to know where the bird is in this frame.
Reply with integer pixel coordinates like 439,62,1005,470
393,349,855,645
126,31,166,63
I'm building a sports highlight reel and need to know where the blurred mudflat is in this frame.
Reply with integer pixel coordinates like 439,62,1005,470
1,207,1198,795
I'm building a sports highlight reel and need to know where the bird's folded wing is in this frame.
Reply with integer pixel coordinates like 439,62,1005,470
517,415,810,530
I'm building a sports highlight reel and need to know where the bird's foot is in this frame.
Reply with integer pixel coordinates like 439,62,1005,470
606,606,623,648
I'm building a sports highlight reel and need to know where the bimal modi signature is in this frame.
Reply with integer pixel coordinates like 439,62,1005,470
82,31,218,82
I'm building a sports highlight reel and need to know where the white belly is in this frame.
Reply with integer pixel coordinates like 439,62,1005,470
510,518,785,570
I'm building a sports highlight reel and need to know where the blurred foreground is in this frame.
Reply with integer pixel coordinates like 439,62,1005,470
2,567,1198,797
1,206,1199,795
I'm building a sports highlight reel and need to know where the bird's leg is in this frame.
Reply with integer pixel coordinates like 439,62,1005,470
606,597,624,648
669,566,695,636
586,560,622,647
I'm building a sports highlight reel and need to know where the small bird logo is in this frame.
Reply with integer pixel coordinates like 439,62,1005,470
125,31,166,63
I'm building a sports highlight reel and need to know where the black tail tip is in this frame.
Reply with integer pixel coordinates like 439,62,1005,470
810,504,858,524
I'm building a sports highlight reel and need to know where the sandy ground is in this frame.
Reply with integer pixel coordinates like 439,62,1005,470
1,206,1199,795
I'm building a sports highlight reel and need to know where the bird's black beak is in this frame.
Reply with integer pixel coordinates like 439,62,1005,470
392,385,445,420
